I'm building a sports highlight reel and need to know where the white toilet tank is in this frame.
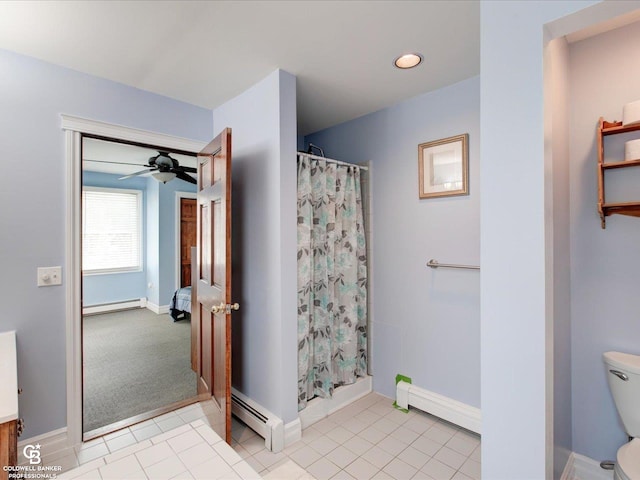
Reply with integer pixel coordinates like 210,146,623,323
603,351,640,438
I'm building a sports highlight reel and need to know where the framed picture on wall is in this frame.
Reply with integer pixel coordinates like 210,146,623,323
418,133,469,199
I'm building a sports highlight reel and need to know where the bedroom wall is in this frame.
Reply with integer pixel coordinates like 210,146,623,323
81,171,148,306
212,69,299,424
156,178,197,307
568,19,640,461
304,76,481,407
0,48,212,439
144,176,197,309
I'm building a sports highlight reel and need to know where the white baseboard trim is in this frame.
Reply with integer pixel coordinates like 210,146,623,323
231,388,285,452
82,298,147,315
146,302,170,315
561,452,577,480
570,452,614,480
284,418,302,447
396,381,481,434
17,427,70,465
298,376,373,430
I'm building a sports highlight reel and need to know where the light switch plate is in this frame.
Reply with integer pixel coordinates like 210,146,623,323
37,266,62,287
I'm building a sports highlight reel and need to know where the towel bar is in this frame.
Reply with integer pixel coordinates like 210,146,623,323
427,259,480,270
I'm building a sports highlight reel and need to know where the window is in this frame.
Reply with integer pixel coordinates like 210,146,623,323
82,187,142,274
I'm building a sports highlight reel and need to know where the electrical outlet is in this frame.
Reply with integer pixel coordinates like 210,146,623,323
37,266,62,287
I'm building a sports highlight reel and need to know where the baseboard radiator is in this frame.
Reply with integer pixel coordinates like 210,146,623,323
396,381,481,434
82,298,147,315
231,388,284,452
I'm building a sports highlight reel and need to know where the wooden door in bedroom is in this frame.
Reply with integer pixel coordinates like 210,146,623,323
193,128,234,443
180,198,197,287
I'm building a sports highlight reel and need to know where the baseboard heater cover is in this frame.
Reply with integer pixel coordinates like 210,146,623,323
82,298,147,315
396,380,481,434
231,388,285,452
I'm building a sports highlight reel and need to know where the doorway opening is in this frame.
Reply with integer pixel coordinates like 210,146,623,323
81,135,200,439
62,115,208,444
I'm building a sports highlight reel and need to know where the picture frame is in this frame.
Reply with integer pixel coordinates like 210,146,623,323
418,133,469,199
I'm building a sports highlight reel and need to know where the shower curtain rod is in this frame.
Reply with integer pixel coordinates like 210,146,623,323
297,151,369,171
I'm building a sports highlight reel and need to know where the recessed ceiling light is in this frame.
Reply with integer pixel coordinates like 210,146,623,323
394,53,423,69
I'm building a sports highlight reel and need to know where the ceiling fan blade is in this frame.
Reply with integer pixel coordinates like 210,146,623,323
119,168,155,180
178,166,197,174
83,159,148,167
175,171,197,184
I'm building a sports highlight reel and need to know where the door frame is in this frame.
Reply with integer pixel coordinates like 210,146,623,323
175,192,197,292
62,114,207,446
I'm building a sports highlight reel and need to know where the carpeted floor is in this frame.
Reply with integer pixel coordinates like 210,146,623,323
83,308,197,433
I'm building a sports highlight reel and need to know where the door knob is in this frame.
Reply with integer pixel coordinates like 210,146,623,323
211,302,225,314
211,302,240,314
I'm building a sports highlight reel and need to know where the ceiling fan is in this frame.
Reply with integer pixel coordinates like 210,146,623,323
119,151,197,184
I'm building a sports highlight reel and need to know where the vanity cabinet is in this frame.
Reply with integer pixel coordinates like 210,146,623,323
0,331,19,480
0,420,17,480
597,117,640,228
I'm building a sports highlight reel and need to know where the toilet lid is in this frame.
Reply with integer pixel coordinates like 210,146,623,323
618,438,640,478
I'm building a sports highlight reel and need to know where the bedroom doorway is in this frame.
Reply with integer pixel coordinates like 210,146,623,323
179,197,197,289
81,136,200,439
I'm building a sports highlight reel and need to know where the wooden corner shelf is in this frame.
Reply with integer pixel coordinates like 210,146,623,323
597,117,640,228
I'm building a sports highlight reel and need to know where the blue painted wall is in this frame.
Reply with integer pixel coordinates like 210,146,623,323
0,48,212,439
156,177,196,306
213,70,299,424
81,172,148,306
305,77,481,407
548,37,573,479
146,179,160,306
81,171,196,308
569,20,640,461
480,2,600,477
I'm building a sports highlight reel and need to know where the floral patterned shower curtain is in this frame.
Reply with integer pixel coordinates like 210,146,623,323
297,155,367,411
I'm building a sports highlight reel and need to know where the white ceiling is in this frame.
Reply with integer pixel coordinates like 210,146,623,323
0,0,480,135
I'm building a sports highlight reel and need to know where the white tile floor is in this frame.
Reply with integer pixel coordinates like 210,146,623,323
30,401,260,479
232,392,481,480
31,392,481,480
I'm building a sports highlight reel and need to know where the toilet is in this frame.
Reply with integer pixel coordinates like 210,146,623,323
603,351,640,480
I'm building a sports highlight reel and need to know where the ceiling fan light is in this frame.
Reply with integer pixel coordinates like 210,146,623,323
152,171,176,184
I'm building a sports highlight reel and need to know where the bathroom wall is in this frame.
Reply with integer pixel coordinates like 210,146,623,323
479,1,600,477
546,36,573,479
212,70,299,424
568,20,640,461
305,76,481,407
0,48,212,439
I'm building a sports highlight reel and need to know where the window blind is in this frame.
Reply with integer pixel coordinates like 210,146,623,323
82,187,142,274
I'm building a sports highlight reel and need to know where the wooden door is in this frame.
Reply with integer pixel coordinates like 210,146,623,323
180,198,197,287
193,128,233,443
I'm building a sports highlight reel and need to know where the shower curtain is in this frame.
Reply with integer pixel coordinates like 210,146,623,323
297,155,367,411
